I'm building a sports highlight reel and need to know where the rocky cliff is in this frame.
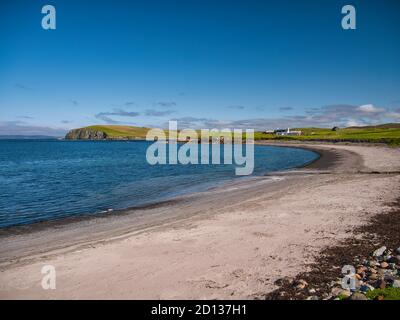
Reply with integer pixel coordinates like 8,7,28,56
65,128,108,140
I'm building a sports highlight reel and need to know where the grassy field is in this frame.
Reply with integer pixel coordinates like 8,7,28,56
85,125,150,138
366,287,400,300
77,123,400,145
253,123,400,145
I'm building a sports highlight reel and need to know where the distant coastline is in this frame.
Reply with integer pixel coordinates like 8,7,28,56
0,135,60,140
64,123,400,145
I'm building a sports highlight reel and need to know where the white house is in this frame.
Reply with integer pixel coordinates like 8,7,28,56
275,128,302,136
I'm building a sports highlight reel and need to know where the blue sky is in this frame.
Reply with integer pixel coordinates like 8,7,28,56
1,0,399,135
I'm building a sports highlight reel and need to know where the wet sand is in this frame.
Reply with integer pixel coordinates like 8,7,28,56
0,143,399,299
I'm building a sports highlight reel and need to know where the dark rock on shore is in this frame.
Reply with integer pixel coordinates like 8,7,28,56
264,197,400,300
268,244,400,300
65,128,108,140
310,245,400,300
348,292,368,300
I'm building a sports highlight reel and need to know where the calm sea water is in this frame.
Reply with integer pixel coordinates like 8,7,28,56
0,140,318,228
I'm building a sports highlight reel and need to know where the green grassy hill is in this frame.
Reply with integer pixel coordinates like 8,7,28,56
254,123,400,145
67,123,400,145
85,125,151,138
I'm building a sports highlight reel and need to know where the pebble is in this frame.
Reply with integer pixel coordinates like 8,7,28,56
376,279,386,289
356,266,366,274
369,273,378,280
331,287,351,298
380,262,389,268
349,292,368,300
295,279,308,290
274,277,293,286
384,274,396,283
339,289,351,298
369,260,380,267
377,268,386,275
367,284,375,291
386,255,396,263
331,287,343,296
360,285,371,292
373,246,387,257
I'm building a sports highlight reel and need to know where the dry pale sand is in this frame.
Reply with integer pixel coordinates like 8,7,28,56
0,143,399,299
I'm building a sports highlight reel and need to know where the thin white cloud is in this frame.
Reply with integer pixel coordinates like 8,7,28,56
95,109,140,124
156,101,177,107
145,109,175,116
169,104,399,130
358,104,384,113
385,111,400,120
346,119,364,127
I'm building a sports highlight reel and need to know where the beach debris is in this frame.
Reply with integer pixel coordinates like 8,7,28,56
373,246,387,257
294,279,308,290
303,245,400,300
331,287,350,297
274,276,294,286
265,243,400,301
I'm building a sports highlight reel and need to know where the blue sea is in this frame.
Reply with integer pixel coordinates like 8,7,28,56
0,140,318,228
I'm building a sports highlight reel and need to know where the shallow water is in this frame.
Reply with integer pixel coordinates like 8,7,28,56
0,140,318,228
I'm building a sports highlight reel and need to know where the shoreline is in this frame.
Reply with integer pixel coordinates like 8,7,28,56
0,142,399,299
0,143,338,267
0,143,322,234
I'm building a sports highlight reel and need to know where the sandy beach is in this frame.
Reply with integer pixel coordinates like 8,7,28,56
0,142,399,299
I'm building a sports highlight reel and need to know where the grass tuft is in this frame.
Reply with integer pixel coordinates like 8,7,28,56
366,288,400,300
